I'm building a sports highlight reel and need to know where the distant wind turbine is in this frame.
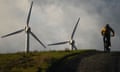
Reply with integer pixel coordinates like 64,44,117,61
48,17,80,50
1,1,46,53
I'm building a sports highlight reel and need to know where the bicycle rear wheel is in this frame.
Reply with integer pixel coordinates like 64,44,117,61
104,40,110,52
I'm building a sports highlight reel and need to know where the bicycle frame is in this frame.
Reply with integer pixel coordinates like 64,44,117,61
104,38,110,52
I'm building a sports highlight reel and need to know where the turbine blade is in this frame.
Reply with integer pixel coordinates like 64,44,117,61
1,29,24,38
71,17,80,39
27,1,33,25
48,41,69,46
30,31,46,48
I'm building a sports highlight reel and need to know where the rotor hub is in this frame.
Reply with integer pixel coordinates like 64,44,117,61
25,26,31,32
69,40,75,45
69,40,73,44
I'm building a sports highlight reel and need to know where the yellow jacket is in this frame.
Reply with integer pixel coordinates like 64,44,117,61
101,26,115,37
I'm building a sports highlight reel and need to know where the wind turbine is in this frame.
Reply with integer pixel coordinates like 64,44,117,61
48,17,80,50
1,1,46,53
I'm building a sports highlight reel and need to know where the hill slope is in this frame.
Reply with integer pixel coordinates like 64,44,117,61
0,50,89,72
0,50,120,72
47,51,120,72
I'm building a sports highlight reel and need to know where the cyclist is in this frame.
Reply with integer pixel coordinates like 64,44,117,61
101,24,115,52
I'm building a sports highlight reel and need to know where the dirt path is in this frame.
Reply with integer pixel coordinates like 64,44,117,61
47,51,120,72
47,51,98,72
111,53,120,72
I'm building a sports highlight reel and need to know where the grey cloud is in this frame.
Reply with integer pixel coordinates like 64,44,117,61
33,0,120,50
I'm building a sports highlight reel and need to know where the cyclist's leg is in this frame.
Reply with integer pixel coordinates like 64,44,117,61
107,36,111,52
103,36,105,51
103,36,108,52
106,35,111,47
106,38,111,52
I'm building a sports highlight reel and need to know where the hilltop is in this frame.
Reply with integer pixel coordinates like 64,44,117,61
0,50,91,72
0,50,120,72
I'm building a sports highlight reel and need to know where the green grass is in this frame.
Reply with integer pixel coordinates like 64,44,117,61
0,49,96,72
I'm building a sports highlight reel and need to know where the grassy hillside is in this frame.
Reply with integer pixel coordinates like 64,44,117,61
0,50,94,72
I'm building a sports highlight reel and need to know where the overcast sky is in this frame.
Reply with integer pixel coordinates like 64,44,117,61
0,0,120,53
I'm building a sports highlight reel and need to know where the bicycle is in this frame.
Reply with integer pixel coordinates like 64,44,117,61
104,38,110,52
104,35,114,52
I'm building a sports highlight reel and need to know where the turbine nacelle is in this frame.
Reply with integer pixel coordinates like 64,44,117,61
25,26,31,32
69,39,75,45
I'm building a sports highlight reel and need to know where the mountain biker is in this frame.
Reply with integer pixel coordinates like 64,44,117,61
101,24,115,52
